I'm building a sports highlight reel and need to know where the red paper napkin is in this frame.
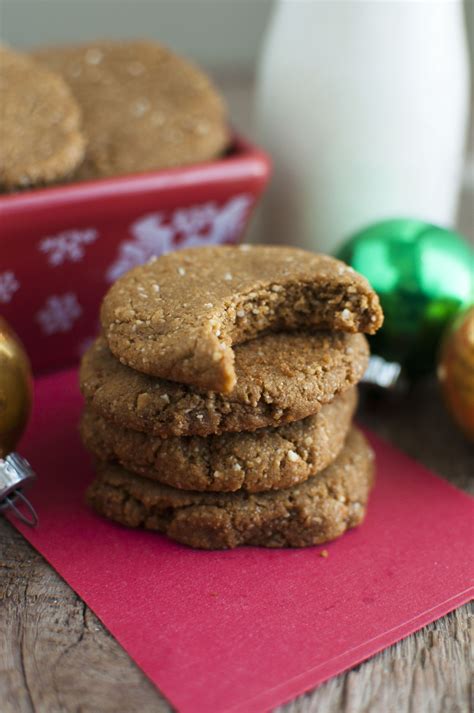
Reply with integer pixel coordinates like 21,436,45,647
11,368,474,713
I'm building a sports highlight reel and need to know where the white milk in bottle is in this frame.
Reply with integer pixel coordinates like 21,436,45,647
255,0,470,253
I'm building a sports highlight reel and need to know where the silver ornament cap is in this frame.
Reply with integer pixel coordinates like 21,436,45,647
362,355,404,390
0,452,38,526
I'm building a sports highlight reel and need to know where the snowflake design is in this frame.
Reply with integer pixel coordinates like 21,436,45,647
0,271,20,303
172,203,218,235
106,194,253,282
36,293,82,335
106,214,174,283
39,228,98,266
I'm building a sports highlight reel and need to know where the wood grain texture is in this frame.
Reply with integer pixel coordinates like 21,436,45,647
0,377,472,713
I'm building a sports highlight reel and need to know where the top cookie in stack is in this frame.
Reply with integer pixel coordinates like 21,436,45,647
99,245,382,391
81,245,383,549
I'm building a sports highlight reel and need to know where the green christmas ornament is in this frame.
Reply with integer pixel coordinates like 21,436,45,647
337,219,474,377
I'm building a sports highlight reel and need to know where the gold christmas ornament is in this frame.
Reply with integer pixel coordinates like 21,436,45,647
0,317,37,525
0,317,33,456
438,307,474,442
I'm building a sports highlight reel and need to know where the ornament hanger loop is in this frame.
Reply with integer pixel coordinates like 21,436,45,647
0,453,38,528
3,491,38,527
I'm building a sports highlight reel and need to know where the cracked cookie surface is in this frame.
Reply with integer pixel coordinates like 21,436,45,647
81,388,357,492
33,40,229,180
80,332,368,437
0,45,85,190
86,427,374,549
100,245,383,392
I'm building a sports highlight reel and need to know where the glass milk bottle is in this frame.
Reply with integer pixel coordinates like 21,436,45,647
255,0,470,254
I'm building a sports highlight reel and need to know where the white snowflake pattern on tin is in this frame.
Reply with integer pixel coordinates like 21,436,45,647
106,214,173,282
105,194,253,282
172,203,218,236
36,293,82,335
39,228,98,266
168,194,253,250
0,271,20,303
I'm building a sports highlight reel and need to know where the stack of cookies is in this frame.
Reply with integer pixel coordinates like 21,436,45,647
80,245,383,549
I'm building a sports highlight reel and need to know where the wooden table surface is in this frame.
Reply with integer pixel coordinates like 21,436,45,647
1,377,472,713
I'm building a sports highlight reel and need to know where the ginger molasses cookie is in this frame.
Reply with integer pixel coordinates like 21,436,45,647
81,388,357,493
80,332,368,437
100,245,383,392
86,427,374,549
0,45,85,190
33,40,229,179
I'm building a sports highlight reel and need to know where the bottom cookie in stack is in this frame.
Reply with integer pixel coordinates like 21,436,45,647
87,428,374,549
